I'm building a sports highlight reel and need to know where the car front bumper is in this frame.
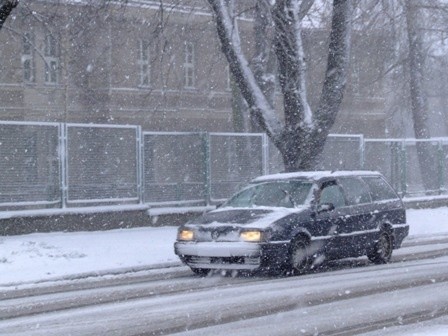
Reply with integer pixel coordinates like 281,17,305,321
174,241,289,271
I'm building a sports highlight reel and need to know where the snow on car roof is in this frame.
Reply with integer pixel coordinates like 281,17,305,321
252,170,382,182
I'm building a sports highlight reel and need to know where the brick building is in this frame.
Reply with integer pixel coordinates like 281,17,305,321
0,0,395,137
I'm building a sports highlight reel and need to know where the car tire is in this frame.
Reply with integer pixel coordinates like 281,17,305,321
191,268,210,276
289,237,311,275
368,230,393,264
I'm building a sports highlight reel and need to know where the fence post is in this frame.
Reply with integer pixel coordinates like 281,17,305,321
400,140,407,196
359,134,365,169
262,134,269,175
137,126,144,204
202,132,211,206
438,140,445,195
390,142,398,192
59,123,68,208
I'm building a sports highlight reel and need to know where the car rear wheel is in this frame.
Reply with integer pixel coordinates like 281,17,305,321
368,230,393,264
289,237,311,275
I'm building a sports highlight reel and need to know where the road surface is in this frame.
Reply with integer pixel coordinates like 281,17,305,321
1,234,448,335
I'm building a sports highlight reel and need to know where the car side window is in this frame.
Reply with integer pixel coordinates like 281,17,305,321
319,183,346,208
363,176,399,201
338,177,372,205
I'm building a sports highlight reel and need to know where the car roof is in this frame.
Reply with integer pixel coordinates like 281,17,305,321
252,170,382,183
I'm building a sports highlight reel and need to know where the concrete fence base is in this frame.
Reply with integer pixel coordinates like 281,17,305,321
1,197,448,236
0,205,209,236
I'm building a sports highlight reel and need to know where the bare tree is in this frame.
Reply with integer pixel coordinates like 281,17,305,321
405,0,430,140
404,0,440,193
0,0,18,31
207,0,353,171
343,0,448,193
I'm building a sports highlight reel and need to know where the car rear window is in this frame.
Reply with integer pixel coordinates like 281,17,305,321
338,177,372,205
362,176,400,201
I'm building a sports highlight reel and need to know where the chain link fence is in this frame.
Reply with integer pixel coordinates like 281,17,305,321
0,121,60,209
65,124,140,206
143,132,206,206
318,135,364,170
364,140,405,193
364,139,447,196
1,120,447,211
209,133,266,203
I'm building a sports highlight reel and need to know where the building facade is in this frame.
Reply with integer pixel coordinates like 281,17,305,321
0,0,409,138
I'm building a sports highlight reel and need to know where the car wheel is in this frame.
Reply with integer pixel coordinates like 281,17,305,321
289,237,311,275
191,268,210,276
368,230,393,264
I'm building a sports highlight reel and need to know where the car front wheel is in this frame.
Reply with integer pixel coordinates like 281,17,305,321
368,230,393,264
190,268,210,276
289,237,311,275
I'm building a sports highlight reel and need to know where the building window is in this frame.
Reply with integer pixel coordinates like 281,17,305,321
22,32,35,83
44,34,59,84
138,39,151,87
184,42,195,88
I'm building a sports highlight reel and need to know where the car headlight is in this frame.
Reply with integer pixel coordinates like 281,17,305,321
178,229,194,241
240,229,262,242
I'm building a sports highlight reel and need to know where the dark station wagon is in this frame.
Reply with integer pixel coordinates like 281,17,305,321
174,171,408,275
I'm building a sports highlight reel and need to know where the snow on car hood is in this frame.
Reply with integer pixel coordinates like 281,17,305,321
187,206,306,229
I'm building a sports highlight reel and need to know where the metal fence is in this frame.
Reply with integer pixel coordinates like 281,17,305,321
209,133,266,203
0,121,60,208
143,132,206,206
364,138,447,196
1,120,447,211
143,132,266,206
65,124,141,206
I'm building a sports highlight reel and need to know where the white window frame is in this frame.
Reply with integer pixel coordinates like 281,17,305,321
44,34,59,84
138,39,151,87
183,42,195,88
22,32,35,83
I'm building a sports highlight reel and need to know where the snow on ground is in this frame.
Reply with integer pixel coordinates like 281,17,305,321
361,315,448,336
406,207,448,235
0,226,179,286
0,207,448,287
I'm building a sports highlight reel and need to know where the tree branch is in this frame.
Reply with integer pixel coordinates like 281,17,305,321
0,0,18,31
315,0,352,132
272,0,313,131
207,0,283,142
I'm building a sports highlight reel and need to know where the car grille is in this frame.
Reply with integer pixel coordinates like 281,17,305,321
186,256,261,270
194,225,245,242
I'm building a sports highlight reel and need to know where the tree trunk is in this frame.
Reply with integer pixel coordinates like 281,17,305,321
252,0,277,133
404,0,439,194
280,0,353,171
207,0,283,141
208,0,352,173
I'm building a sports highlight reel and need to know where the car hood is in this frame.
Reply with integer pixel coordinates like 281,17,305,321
187,206,305,229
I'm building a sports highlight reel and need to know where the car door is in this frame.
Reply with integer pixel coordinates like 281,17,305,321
313,180,353,259
362,175,407,246
338,177,375,257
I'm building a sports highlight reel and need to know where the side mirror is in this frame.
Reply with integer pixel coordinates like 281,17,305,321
317,203,335,213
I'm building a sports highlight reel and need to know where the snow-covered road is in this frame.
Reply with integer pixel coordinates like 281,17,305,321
0,207,448,335
1,234,448,335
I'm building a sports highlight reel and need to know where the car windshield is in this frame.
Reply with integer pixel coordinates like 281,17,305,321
223,180,312,208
